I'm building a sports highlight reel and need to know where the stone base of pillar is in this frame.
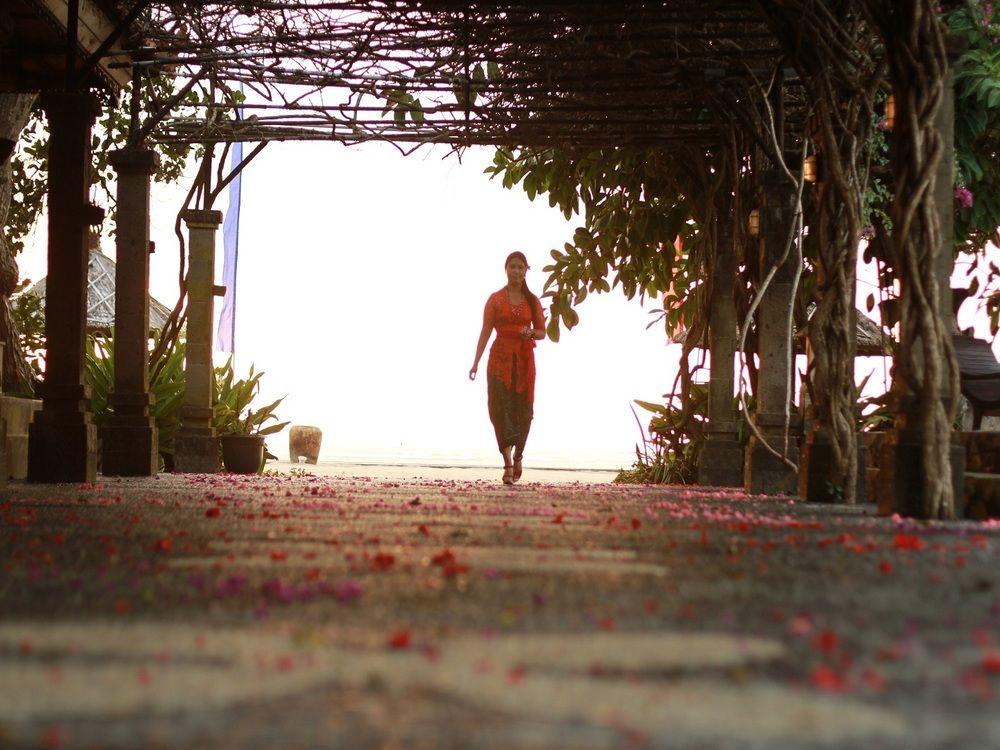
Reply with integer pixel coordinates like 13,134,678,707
0,416,7,488
102,417,158,476
698,436,744,487
744,436,799,495
876,432,966,518
798,430,867,503
175,428,219,474
27,413,98,483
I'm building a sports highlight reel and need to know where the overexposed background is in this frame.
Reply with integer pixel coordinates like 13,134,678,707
20,143,677,470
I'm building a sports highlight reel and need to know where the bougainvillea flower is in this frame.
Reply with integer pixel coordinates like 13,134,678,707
333,580,364,603
893,534,925,552
388,628,412,650
809,664,847,693
954,185,974,208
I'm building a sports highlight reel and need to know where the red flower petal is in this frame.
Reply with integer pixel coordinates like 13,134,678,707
812,630,839,653
388,629,412,650
809,664,847,693
982,651,1000,673
893,533,925,552
152,537,172,553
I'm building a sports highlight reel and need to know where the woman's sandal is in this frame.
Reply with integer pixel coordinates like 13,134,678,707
512,458,523,483
502,463,514,485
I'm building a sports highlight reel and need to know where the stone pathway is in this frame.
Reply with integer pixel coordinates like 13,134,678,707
1,473,998,748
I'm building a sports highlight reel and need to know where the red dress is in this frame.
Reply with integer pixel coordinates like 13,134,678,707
484,288,545,456
485,288,546,403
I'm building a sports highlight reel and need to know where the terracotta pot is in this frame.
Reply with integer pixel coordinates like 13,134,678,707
221,434,264,474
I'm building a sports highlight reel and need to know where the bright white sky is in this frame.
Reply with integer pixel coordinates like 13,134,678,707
21,142,678,470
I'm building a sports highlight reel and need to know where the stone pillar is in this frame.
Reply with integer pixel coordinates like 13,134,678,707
799,341,867,504
878,37,965,517
174,209,222,473
101,149,159,475
27,93,101,483
744,170,799,495
698,206,743,486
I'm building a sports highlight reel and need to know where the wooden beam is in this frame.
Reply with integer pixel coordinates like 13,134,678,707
34,0,131,88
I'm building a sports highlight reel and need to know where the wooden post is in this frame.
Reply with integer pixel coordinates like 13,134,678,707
698,202,743,487
174,209,222,473
27,92,100,483
102,148,159,475
744,169,799,495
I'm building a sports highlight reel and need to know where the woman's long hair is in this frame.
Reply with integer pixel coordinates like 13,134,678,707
505,251,538,315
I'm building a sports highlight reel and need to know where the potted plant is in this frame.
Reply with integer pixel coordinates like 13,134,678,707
214,359,289,474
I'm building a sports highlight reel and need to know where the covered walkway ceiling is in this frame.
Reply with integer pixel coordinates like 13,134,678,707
0,0,133,90
124,1,807,149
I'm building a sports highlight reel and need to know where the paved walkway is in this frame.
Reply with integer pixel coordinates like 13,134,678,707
1,472,998,749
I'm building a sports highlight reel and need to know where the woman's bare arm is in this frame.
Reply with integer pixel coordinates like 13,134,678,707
469,304,494,380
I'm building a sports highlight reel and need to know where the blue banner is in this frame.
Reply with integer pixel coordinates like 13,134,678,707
216,132,242,352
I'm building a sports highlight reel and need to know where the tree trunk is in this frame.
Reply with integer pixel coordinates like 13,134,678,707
0,93,41,396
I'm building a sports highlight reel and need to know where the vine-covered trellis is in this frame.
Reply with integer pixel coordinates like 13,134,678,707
131,1,800,150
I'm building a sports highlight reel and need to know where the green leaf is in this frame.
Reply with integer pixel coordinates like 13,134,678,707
258,421,290,436
546,317,561,342
634,399,667,414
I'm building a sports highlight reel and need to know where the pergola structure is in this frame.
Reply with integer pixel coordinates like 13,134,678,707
0,1,969,519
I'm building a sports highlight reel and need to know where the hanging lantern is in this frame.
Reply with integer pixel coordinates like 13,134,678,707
884,93,896,131
803,154,818,184
748,209,760,237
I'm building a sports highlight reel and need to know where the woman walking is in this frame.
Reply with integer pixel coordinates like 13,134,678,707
469,252,546,484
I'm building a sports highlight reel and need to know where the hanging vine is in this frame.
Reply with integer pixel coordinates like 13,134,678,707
861,0,961,518
760,1,885,503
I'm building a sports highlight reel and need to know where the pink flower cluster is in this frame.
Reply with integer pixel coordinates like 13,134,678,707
955,186,974,209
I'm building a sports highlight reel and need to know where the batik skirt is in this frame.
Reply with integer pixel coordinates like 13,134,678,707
487,359,533,459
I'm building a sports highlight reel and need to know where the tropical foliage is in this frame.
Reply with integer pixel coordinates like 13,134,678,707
84,334,288,469
212,358,289,438
10,282,45,378
614,390,756,485
84,332,186,467
950,3,1000,255
485,148,704,344
5,76,198,255
614,391,707,485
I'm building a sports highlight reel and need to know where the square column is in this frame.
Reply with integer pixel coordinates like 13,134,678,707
102,149,159,475
174,209,222,473
744,171,799,495
27,93,101,483
698,207,743,487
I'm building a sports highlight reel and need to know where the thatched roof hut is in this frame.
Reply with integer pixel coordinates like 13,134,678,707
27,249,173,332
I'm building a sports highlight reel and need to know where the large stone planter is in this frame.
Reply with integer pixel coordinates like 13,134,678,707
289,425,322,465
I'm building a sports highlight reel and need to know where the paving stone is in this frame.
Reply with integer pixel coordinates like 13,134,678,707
0,472,997,749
